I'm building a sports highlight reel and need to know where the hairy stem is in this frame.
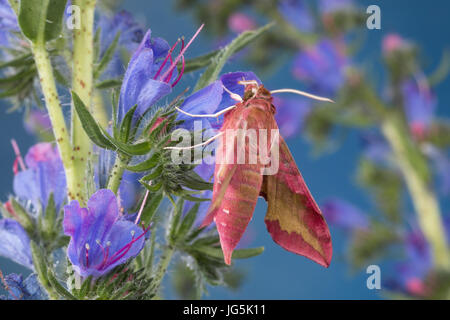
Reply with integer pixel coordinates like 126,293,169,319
382,116,450,269
107,155,130,194
150,245,175,298
71,0,97,205
32,43,78,203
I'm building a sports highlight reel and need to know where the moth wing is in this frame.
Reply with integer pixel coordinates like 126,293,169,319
261,136,332,267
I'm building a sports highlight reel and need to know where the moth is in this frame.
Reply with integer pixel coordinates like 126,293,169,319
174,80,333,267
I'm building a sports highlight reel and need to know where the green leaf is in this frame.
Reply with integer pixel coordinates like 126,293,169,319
72,91,116,150
194,23,274,91
180,170,213,191
0,54,33,69
47,270,77,300
139,192,164,226
176,203,199,241
126,152,160,172
42,193,57,240
95,78,123,89
94,31,121,79
181,49,220,73
18,0,68,43
119,104,138,143
9,197,34,234
100,126,152,156
140,180,163,192
195,246,265,260
141,166,163,182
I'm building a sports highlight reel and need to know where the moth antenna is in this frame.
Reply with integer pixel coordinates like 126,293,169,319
238,80,259,86
165,132,224,150
270,88,334,103
222,85,243,102
175,105,236,118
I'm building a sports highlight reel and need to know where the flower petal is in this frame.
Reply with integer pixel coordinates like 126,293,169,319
0,219,33,270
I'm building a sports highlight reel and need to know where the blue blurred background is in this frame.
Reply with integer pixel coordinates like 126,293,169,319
1,0,449,299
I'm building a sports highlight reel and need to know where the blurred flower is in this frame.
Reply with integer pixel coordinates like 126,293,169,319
278,0,315,33
63,189,149,278
0,219,33,270
0,273,46,300
382,33,412,55
274,97,312,139
0,0,19,46
24,109,52,137
318,0,355,14
401,79,436,139
97,10,145,77
422,145,450,196
322,198,369,231
293,39,349,96
228,12,256,33
361,133,392,166
13,143,67,212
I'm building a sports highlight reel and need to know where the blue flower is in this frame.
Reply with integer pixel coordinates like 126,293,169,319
293,39,348,96
274,97,312,139
318,0,355,15
0,0,19,46
97,10,145,78
13,143,67,212
0,273,46,300
322,198,369,231
401,79,436,139
118,29,174,123
0,219,33,270
278,0,315,33
63,189,149,278
361,133,392,166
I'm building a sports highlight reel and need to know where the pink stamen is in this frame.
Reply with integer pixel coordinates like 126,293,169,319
10,139,26,172
159,24,204,83
153,38,181,80
101,226,151,269
165,37,185,84
171,55,185,88
135,190,150,224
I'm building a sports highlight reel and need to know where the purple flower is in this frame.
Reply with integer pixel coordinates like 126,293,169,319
63,189,148,278
118,29,174,123
274,96,312,139
24,109,52,136
0,219,33,270
322,198,369,231
278,0,315,33
0,0,19,46
361,133,392,166
0,273,46,300
13,143,67,212
293,39,348,96
401,79,436,139
177,71,261,131
97,10,144,78
318,0,355,15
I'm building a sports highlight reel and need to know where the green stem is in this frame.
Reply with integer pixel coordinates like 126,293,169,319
150,245,175,298
382,116,450,269
71,0,97,205
32,43,78,203
107,155,130,194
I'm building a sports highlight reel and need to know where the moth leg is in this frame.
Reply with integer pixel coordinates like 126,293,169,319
175,105,236,118
222,85,243,102
164,132,224,150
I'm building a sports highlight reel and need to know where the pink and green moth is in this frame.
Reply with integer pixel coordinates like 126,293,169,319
175,80,333,267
